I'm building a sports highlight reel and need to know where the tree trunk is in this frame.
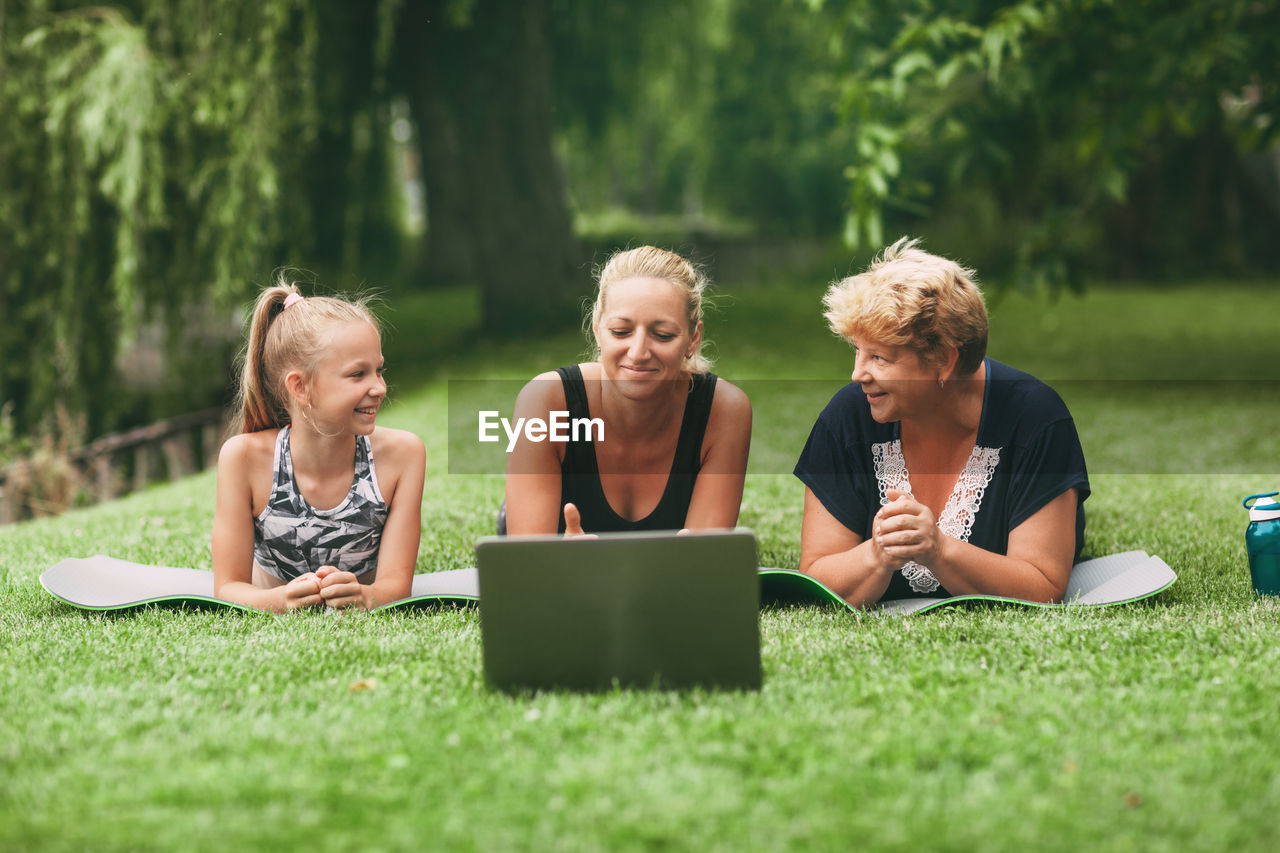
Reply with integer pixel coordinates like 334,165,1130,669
301,1,404,283
398,0,586,333
409,77,476,285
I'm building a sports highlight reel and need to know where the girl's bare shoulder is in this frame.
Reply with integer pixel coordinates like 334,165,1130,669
370,426,425,463
218,428,280,468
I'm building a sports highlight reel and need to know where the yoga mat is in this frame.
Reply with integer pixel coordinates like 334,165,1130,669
759,550,1177,615
40,551,1174,615
39,555,478,612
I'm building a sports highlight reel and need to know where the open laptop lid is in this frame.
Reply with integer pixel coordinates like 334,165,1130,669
475,529,761,691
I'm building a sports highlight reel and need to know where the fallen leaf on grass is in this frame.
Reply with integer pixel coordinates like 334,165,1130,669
348,678,379,692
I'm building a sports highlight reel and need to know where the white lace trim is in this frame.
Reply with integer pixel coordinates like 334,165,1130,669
871,440,1002,594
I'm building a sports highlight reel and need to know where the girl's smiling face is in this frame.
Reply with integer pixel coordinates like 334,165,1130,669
594,276,700,394
849,338,938,424
295,320,386,436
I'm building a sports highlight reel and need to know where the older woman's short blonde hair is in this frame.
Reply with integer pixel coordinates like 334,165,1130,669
823,237,988,375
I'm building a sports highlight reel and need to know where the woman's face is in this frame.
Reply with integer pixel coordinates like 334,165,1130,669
848,337,938,424
594,276,699,395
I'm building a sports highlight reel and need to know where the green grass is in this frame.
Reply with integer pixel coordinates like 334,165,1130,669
3,277,1279,851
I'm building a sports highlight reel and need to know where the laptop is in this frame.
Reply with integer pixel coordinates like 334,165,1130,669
475,529,762,691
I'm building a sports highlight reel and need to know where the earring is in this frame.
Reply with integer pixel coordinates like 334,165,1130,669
938,378,945,390
301,401,341,438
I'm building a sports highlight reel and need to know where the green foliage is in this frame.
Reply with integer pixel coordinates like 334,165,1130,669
814,0,1280,288
0,1,406,438
553,0,851,236
34,8,166,318
553,0,1280,282
4,5,158,435
5,0,1278,450
0,1,317,435
552,0,722,219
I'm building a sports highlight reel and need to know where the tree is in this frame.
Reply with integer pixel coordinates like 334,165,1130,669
2,0,598,438
396,0,588,334
815,0,1280,287
0,1,407,438
551,0,852,237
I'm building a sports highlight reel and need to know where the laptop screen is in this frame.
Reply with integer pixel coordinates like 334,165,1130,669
476,530,762,691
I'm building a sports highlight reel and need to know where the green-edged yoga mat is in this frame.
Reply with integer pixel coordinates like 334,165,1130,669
760,550,1177,614
39,556,478,612
40,550,1174,615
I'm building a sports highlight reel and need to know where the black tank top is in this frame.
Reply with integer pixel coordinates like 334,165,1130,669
556,364,718,533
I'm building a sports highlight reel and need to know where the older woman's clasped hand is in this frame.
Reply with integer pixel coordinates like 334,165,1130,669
872,489,942,571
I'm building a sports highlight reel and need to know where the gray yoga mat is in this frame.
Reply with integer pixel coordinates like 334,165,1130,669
40,550,1174,615
39,556,479,612
759,550,1177,614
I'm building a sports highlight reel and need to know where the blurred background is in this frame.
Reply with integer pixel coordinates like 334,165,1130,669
1,0,1277,511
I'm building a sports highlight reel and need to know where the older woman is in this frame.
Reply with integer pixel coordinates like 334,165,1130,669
794,238,1089,606
504,245,752,535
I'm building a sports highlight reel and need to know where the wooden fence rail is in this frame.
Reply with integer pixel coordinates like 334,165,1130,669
0,407,227,525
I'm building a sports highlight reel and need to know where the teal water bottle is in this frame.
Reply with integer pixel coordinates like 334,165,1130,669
1243,492,1280,596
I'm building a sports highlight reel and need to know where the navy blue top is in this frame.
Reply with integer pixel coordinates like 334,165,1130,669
793,358,1089,600
557,364,717,534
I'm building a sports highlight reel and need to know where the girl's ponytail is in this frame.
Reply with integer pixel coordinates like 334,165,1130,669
233,282,298,434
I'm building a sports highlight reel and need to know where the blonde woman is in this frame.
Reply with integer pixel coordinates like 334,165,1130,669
794,238,1089,606
211,278,425,611
504,246,752,535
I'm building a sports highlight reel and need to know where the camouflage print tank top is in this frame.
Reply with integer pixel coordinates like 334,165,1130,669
253,425,388,580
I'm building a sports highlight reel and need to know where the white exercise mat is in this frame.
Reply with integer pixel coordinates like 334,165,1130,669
758,551,1176,615
39,555,479,611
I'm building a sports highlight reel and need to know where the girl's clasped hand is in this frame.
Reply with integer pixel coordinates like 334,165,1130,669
276,566,368,611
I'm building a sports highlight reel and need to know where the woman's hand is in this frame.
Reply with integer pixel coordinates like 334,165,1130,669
281,572,325,610
561,503,598,539
873,488,944,568
315,566,367,609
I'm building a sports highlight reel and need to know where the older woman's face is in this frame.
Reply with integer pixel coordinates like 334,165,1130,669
849,338,939,424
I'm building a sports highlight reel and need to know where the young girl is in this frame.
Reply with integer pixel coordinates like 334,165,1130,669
212,278,426,611
504,246,751,535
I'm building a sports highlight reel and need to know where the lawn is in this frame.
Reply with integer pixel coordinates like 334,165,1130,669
2,275,1278,851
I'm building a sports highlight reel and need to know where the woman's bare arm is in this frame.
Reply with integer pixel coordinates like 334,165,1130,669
798,487,899,606
504,373,570,535
683,380,752,530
